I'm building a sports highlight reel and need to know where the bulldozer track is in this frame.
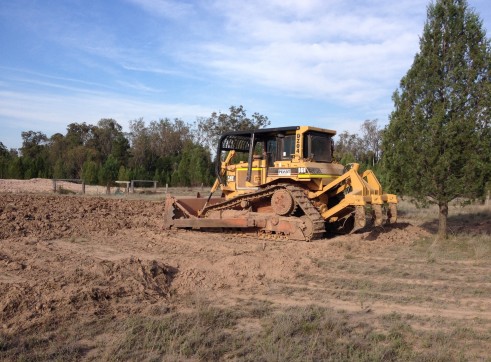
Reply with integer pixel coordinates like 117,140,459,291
201,185,277,215
201,184,325,241
284,185,325,240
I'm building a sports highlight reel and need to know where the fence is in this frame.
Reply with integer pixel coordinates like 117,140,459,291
130,180,158,193
115,181,131,194
52,179,85,194
51,179,208,195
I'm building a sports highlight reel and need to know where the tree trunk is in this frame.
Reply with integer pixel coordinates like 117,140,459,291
438,202,448,240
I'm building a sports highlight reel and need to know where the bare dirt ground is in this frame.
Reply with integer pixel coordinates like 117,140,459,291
1,179,490,361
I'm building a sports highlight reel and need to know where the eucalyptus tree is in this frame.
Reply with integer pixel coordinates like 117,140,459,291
196,105,270,154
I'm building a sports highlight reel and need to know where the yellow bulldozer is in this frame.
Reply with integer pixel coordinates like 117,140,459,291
164,125,397,241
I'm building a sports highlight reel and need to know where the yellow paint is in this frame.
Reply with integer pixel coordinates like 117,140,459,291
298,174,338,179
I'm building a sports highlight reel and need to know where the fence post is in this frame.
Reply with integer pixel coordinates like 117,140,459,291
52,179,57,192
153,181,157,192
131,180,134,193
82,180,85,194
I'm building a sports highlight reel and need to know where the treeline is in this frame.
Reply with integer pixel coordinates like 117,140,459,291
334,119,383,170
0,106,271,187
0,105,384,188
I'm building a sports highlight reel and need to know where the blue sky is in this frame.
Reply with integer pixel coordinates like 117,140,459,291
1,0,490,149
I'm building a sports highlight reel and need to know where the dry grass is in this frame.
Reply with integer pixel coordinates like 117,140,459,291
2,299,489,361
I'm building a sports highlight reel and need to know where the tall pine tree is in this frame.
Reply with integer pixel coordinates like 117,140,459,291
382,0,491,239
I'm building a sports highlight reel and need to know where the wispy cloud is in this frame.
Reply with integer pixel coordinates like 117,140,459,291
116,80,163,93
124,0,195,19
0,89,211,126
0,67,120,93
166,0,427,109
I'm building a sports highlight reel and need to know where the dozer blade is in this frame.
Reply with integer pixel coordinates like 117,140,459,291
164,194,323,241
164,195,225,230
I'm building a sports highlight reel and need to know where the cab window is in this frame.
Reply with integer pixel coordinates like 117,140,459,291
303,133,332,162
266,139,277,164
281,135,295,160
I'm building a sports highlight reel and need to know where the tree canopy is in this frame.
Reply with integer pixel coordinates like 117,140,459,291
196,105,270,155
0,106,269,188
334,119,383,168
382,0,491,239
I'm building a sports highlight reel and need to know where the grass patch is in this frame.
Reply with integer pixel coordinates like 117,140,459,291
107,304,241,361
2,303,489,361
413,234,491,262
0,322,97,362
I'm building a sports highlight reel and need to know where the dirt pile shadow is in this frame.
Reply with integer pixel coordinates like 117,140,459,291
1,254,177,331
420,209,491,235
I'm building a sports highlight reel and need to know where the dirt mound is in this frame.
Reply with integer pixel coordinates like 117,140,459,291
1,244,175,332
0,193,176,333
0,193,165,240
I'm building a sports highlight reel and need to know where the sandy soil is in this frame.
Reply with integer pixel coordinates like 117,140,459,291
1,179,490,359
0,178,103,195
0,178,165,195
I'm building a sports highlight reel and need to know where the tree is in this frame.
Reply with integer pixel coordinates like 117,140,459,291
196,105,270,153
0,142,11,178
117,165,130,181
65,123,95,148
148,118,193,158
334,120,382,168
175,142,214,187
360,119,382,167
99,155,119,194
128,118,151,169
382,0,491,239
94,118,124,161
20,131,48,158
19,131,50,178
8,157,23,179
334,131,361,164
111,133,131,166
82,160,99,185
